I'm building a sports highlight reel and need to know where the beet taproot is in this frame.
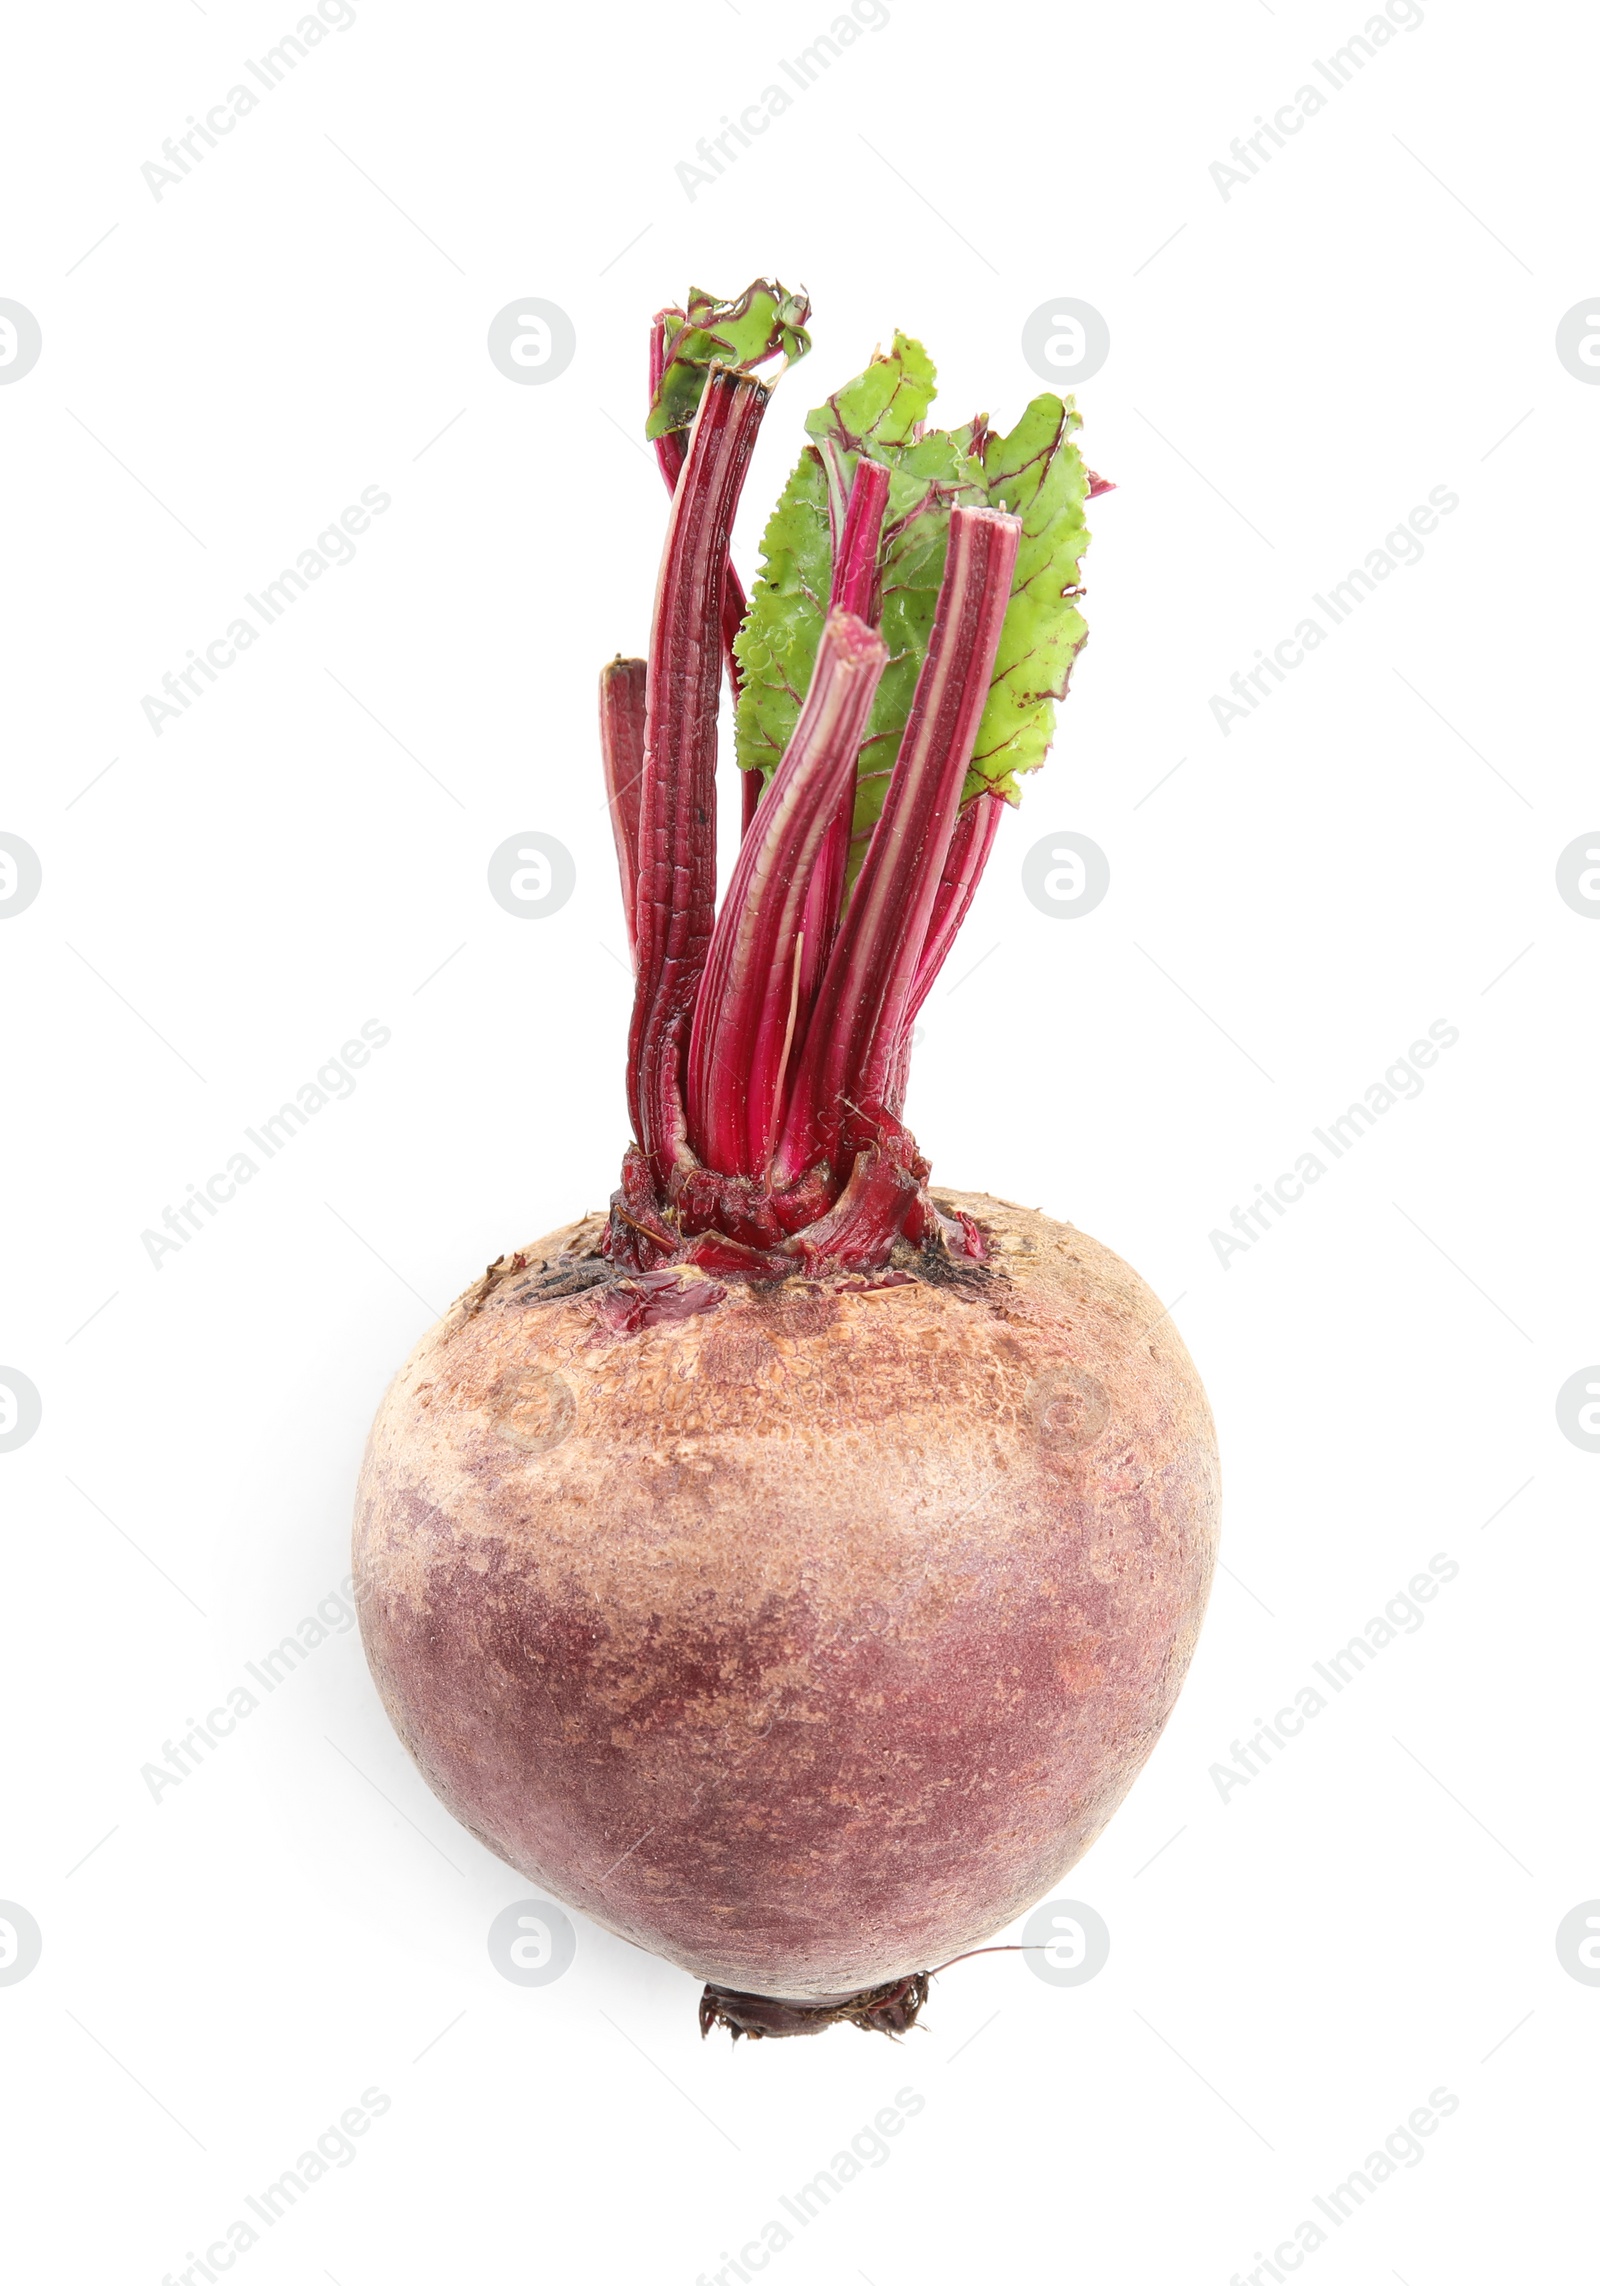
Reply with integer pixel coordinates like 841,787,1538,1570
353,1194,1217,2004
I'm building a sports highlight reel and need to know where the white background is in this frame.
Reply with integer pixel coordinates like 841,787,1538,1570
2,0,1595,2279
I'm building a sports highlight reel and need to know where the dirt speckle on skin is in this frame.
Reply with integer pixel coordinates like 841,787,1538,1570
353,1191,1220,2000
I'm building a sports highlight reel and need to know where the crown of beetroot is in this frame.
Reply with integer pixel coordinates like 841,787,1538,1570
600,282,1100,1284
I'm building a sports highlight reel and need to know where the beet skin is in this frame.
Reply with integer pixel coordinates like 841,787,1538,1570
352,1191,1219,2002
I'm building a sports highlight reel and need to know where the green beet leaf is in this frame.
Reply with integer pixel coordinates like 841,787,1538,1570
734,336,1093,865
735,335,985,866
646,280,812,443
971,393,1093,797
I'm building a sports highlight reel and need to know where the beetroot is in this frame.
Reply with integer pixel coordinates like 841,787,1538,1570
353,282,1219,2034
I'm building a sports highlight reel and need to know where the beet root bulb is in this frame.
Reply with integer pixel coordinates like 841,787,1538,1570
352,1193,1219,2005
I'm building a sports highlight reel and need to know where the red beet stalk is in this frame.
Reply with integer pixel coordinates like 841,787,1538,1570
627,367,771,1184
685,609,889,1180
650,309,763,844
650,311,750,727
740,760,762,836
880,788,1006,1114
795,457,892,1013
831,454,891,621
774,505,1021,1182
599,656,648,958
906,787,1005,1022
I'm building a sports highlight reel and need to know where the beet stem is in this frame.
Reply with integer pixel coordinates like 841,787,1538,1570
830,453,891,623
908,789,1005,1016
628,368,771,1183
740,760,763,836
884,789,1007,1108
774,505,1021,1181
685,610,889,1178
796,456,891,1016
651,310,752,773
599,656,648,960
876,790,1006,1116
